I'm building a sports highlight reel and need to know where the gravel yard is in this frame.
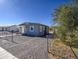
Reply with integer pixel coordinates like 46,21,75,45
0,31,48,59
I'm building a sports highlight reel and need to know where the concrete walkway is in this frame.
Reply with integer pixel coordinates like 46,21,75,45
0,47,18,59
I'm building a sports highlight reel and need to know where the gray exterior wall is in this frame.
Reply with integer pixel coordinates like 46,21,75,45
23,24,41,36
19,23,49,36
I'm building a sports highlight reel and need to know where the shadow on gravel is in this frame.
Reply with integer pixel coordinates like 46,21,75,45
21,33,54,39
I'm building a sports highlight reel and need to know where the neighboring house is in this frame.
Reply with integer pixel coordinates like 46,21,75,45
19,22,49,36
0,27,3,31
0,26,8,31
7,25,19,32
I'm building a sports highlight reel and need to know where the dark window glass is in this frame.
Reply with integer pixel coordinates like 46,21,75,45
31,27,33,30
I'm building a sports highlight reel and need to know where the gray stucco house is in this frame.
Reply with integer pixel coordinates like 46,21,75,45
18,22,49,36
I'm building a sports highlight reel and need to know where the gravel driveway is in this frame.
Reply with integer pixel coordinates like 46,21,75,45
0,31,48,59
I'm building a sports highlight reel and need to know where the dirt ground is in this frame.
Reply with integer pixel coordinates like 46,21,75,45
48,39,78,59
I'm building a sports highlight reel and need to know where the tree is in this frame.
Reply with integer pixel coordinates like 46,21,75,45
53,4,78,48
52,2,78,58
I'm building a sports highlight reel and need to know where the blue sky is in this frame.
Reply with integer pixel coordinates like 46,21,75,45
0,0,71,26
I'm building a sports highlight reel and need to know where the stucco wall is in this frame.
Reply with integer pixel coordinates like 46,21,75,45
19,23,49,36
25,24,40,36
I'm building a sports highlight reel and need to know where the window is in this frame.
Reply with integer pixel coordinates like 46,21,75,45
30,26,34,32
31,27,33,30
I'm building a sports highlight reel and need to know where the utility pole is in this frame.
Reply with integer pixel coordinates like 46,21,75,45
5,27,8,40
11,30,14,43
11,30,17,44
46,35,49,59
2,27,4,36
